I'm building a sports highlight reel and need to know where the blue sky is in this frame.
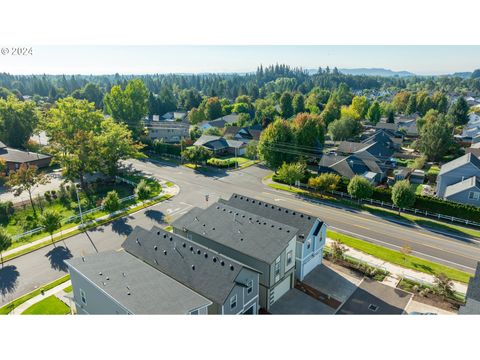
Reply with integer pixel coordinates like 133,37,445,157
1,45,479,75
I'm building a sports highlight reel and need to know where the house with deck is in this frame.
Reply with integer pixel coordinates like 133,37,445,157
221,193,326,281
172,202,298,311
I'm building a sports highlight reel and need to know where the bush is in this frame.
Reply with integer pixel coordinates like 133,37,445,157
22,215,39,231
207,158,237,168
0,201,13,220
308,173,341,191
102,190,121,213
149,140,182,156
135,180,152,201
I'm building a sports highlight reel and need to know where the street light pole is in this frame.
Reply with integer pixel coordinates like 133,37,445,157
73,182,84,227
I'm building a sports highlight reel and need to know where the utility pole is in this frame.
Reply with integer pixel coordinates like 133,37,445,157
73,182,84,227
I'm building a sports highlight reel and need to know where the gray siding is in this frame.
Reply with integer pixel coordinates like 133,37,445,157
222,268,260,314
437,163,480,198
296,222,327,280
445,187,480,207
69,267,131,315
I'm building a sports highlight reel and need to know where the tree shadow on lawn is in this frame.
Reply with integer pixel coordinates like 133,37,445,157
111,216,133,236
144,209,165,224
45,246,73,272
411,262,434,275
0,265,20,297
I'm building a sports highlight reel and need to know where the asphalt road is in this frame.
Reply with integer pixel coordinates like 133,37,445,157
2,159,480,307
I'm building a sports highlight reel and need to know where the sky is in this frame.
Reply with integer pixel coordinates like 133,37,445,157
0,45,479,76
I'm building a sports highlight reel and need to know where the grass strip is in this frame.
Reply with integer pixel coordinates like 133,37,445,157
328,230,471,283
0,274,70,315
21,295,70,315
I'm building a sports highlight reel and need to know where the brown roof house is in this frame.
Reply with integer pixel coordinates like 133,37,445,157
0,141,51,174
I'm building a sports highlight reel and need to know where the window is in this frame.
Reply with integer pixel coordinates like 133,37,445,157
247,280,253,294
287,250,293,266
274,262,280,277
80,288,87,305
190,309,199,315
306,240,312,250
468,191,480,201
230,295,237,309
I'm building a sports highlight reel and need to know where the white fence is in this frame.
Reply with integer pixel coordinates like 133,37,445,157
298,184,480,228
12,193,138,241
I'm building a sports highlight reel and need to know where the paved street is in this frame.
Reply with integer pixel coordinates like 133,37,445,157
2,158,480,307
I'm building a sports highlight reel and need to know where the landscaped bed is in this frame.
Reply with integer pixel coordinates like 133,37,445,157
397,278,465,312
328,230,471,283
21,295,70,315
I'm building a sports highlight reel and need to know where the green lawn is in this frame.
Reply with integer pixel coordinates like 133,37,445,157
21,295,70,315
327,230,471,283
0,275,70,315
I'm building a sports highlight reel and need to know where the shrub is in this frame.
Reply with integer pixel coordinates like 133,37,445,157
277,162,306,187
347,175,373,200
0,201,13,220
102,190,121,213
44,191,52,202
135,180,152,201
308,173,341,191
207,158,237,168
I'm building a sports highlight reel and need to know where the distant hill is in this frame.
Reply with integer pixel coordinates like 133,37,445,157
338,68,415,77
451,72,472,78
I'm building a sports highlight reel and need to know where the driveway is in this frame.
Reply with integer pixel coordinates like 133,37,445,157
269,288,335,315
337,278,413,315
303,263,362,305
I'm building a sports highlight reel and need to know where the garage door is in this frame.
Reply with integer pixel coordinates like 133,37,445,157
271,275,292,304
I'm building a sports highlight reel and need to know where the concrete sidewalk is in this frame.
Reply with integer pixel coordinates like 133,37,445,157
326,238,468,294
3,181,178,259
8,280,72,315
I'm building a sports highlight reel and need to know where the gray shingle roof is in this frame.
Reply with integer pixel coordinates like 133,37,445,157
444,176,480,198
122,226,250,305
221,193,321,242
0,147,51,164
193,135,244,151
439,153,480,176
172,203,297,264
65,250,211,314
337,141,370,154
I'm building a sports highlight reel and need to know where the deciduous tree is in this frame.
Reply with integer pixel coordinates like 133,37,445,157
391,180,416,214
347,175,373,201
277,162,306,187
258,119,296,170
0,96,39,148
40,209,62,244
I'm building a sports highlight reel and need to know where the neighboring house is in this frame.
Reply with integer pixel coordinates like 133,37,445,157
199,113,241,130
145,115,189,143
223,125,262,142
459,262,480,314
123,226,260,315
319,150,386,184
0,140,51,174
436,153,480,206
160,110,188,122
337,129,399,162
172,202,298,311
457,113,480,145
65,250,212,315
193,135,246,156
466,143,480,158
220,193,326,281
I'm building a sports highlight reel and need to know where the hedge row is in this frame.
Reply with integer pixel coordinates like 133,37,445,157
147,140,182,156
207,158,237,168
274,173,480,223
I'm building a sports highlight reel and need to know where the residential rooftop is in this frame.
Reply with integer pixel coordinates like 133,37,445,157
439,153,480,176
122,226,253,305
65,250,211,314
221,193,322,242
172,203,298,264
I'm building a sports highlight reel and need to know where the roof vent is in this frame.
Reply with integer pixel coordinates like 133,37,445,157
220,260,225,266
163,234,167,238
182,243,186,248
191,265,195,271
98,272,102,276
122,272,126,277
135,239,139,245
197,250,201,255
292,212,296,215
82,256,85,262
235,195,238,198
154,246,158,251
213,257,217,263
285,210,289,213
204,253,208,258
271,205,274,209
212,227,215,231
169,236,173,241
307,216,311,220
252,200,255,204
278,208,281,211
190,246,194,251
300,214,304,218
279,227,282,230
230,265,234,271
163,250,167,255
240,238,244,241
246,198,249,202
154,259,158,264
127,292,131,296
287,230,290,233
106,276,110,281
216,206,220,209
